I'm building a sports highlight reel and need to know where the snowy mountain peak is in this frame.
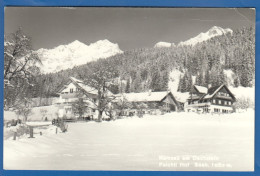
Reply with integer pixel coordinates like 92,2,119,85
208,26,232,36
91,39,112,46
89,39,121,50
154,42,175,48
67,40,85,48
178,26,233,47
37,40,123,73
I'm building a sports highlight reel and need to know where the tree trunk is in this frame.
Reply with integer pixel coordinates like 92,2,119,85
97,89,103,122
98,111,103,122
24,116,27,123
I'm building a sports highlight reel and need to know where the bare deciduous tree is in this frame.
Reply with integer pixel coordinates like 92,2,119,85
4,27,41,109
78,61,118,122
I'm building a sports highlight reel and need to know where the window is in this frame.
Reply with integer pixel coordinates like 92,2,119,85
70,88,73,93
213,99,216,104
224,101,227,105
65,108,71,113
229,101,232,105
218,100,221,104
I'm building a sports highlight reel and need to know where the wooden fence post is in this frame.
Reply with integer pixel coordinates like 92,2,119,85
29,126,34,138
13,132,17,140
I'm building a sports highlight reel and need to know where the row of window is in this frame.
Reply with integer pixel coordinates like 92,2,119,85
64,98,97,103
61,88,80,94
217,92,230,97
65,107,96,114
188,99,232,106
214,108,232,113
202,107,210,113
212,99,232,105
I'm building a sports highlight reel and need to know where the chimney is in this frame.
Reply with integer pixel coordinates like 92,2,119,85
208,84,212,88
148,89,152,96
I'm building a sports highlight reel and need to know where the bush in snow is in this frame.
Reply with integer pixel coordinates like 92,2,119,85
54,119,68,133
233,97,254,111
15,105,32,122
4,124,29,140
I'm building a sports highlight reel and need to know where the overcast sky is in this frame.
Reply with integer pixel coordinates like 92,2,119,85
4,7,255,50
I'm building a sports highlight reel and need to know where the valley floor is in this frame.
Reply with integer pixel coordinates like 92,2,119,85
4,110,254,171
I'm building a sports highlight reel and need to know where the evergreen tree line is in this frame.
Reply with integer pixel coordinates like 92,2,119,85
31,26,255,97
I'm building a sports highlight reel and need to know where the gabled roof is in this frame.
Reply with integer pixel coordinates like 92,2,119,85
57,77,98,95
117,91,180,107
189,84,236,101
203,84,236,100
70,77,83,84
58,77,115,97
121,91,170,102
194,85,208,94
72,78,98,95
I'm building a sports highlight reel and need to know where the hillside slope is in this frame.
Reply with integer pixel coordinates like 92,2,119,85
32,26,254,97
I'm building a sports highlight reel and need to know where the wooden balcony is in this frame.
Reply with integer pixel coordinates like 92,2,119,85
215,95,233,100
187,102,211,107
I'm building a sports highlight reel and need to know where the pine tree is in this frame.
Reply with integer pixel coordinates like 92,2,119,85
125,78,131,93
234,76,241,87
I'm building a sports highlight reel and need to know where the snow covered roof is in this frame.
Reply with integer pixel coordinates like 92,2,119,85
189,84,236,101
203,84,235,100
70,77,83,83
120,91,170,102
174,92,190,103
69,77,114,96
202,85,221,99
57,77,98,95
76,82,98,95
69,77,98,95
194,85,208,94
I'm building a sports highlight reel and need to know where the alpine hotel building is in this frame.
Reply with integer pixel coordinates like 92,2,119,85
185,84,236,113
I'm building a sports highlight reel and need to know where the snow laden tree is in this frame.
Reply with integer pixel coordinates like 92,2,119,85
15,104,32,122
72,97,89,120
113,95,132,116
4,28,41,109
233,97,254,111
178,71,192,92
125,78,131,93
82,60,118,122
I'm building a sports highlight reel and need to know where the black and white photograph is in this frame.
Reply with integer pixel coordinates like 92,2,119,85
3,7,255,171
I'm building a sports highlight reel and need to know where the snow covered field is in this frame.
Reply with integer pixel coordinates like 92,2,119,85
4,110,254,171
